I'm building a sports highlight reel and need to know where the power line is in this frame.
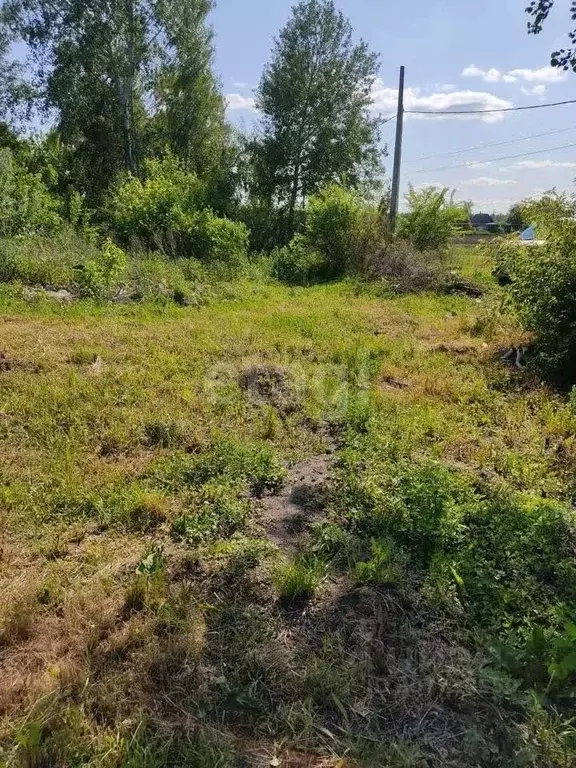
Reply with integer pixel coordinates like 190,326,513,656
411,141,576,174
404,125,576,164
406,97,576,116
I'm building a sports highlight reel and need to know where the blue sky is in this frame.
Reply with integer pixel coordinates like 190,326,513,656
213,0,576,213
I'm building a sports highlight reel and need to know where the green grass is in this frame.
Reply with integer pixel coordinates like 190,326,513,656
1,246,576,766
272,556,326,600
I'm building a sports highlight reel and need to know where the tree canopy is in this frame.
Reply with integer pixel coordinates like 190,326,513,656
252,0,384,233
0,0,228,203
526,1,576,72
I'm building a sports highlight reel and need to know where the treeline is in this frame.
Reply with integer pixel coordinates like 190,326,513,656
0,0,389,280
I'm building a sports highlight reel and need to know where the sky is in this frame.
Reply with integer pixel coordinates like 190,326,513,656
211,0,576,213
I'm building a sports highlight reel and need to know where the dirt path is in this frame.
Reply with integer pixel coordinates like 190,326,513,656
257,453,333,552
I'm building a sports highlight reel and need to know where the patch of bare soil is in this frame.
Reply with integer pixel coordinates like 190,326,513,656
257,453,333,552
380,375,411,390
0,350,40,373
431,342,477,356
0,351,12,371
238,365,297,413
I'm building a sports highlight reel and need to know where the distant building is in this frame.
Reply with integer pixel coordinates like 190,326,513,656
470,213,495,231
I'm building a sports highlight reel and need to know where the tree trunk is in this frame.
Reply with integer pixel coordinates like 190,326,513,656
287,161,300,237
121,0,138,176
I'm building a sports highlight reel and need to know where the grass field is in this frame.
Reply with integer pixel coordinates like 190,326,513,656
1,251,576,767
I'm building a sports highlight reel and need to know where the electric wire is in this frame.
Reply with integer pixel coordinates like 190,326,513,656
405,97,576,115
411,141,576,174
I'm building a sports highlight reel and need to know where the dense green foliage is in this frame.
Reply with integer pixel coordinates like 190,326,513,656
507,202,530,231
109,155,248,265
304,183,381,277
496,192,576,374
397,184,469,251
1,0,229,205
0,147,61,236
271,185,381,283
0,0,389,274
251,0,384,234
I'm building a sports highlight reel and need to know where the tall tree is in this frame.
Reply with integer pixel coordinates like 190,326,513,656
0,30,33,125
252,0,384,233
1,0,158,199
1,0,231,205
526,1,576,72
155,0,227,179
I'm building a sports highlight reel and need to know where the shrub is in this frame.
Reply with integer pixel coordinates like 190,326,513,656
304,184,381,278
495,192,576,374
369,239,443,293
109,155,249,267
397,185,467,252
352,538,403,585
75,238,128,297
271,234,324,285
189,208,249,268
234,201,301,253
0,229,96,286
0,148,62,236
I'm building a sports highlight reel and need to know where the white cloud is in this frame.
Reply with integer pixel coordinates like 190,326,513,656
512,160,576,169
371,79,512,123
462,65,489,79
233,81,249,89
412,181,445,189
521,84,547,97
508,66,566,83
462,64,567,85
472,197,515,213
226,93,256,111
461,177,518,186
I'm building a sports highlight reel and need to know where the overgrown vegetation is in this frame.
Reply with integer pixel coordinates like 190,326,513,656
1,0,576,765
495,191,576,377
1,247,576,765
397,184,470,252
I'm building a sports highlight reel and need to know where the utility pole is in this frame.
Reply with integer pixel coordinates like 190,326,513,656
389,65,405,234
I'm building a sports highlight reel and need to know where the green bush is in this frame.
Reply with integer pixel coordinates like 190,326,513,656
0,230,96,286
75,238,128,297
109,155,249,267
234,201,301,253
397,185,468,252
495,192,576,374
189,208,249,268
271,234,324,285
0,147,62,236
304,183,381,278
